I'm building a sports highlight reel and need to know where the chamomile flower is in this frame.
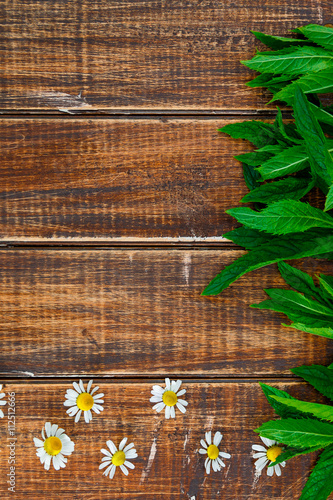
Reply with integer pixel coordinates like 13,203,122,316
150,378,188,419
33,422,75,471
199,431,231,474
0,385,6,418
252,436,286,476
99,438,138,479
64,379,104,423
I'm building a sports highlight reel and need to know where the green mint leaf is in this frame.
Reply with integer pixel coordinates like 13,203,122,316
260,382,312,419
273,68,333,105
324,184,333,212
201,229,333,295
257,288,333,318
285,323,333,339
291,364,333,402
226,200,333,235
256,418,333,448
273,107,303,145
242,163,262,191
277,261,326,304
298,24,333,51
240,177,314,204
293,85,333,186
242,46,333,76
223,227,271,249
299,444,333,500
270,445,323,467
250,30,314,50
218,121,276,148
256,144,310,180
270,396,333,423
318,275,333,300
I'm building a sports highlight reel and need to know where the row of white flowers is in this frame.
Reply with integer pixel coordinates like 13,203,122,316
0,381,284,478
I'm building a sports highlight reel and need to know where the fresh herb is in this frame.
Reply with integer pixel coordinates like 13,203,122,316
202,24,333,342
256,363,333,499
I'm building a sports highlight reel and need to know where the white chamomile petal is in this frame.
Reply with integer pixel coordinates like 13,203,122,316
100,438,137,480
252,438,285,477
33,422,74,471
150,378,187,419
64,380,104,423
199,430,230,474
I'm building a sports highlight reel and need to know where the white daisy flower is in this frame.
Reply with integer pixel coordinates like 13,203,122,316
252,436,286,476
0,385,6,418
99,438,138,479
33,422,75,471
64,379,104,423
150,378,188,419
199,431,231,474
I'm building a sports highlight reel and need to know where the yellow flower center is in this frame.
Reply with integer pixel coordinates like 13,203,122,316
44,436,62,456
207,444,219,460
76,392,94,411
112,450,126,466
162,390,178,407
266,445,283,462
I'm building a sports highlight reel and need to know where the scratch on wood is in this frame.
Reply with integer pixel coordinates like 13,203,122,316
140,437,158,484
183,253,191,286
27,91,92,109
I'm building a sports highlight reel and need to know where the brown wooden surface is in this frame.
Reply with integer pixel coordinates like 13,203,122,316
0,0,330,111
0,380,327,499
0,249,332,377
0,118,325,242
2,1,333,498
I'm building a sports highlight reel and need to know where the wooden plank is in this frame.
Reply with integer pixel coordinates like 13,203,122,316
0,248,332,377
0,380,326,499
0,118,324,243
0,0,330,111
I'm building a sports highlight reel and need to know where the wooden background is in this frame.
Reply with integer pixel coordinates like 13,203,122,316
0,1,332,498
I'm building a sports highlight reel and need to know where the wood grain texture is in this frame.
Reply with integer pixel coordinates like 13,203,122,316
0,248,332,377
0,380,328,499
1,0,331,111
0,118,325,242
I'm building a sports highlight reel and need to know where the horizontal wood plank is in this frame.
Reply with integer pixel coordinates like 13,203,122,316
0,380,328,499
0,118,324,242
0,248,332,377
1,0,330,110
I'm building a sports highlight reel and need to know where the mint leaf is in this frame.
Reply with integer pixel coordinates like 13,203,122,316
291,365,333,402
242,162,262,191
325,184,333,212
257,145,310,180
299,444,333,500
255,288,333,318
285,323,333,339
226,200,333,235
293,85,333,187
256,418,333,448
277,261,327,305
242,46,333,76
250,30,314,50
273,68,333,105
270,445,323,467
260,382,312,419
298,24,333,51
218,121,276,148
240,177,314,204
318,275,333,300
201,230,333,295
270,396,333,423
223,227,271,249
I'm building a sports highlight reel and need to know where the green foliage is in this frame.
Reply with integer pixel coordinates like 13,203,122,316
202,230,333,295
227,200,333,235
291,365,333,402
299,444,333,500
240,177,314,204
256,418,333,448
